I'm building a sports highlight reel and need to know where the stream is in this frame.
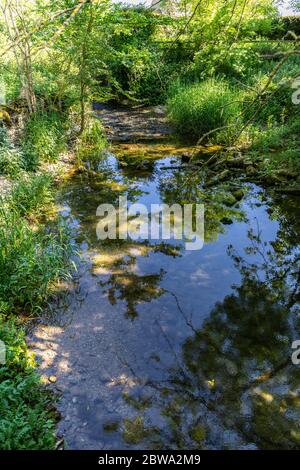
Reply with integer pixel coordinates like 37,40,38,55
31,140,300,450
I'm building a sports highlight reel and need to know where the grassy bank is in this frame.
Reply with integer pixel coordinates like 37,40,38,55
167,53,300,181
168,79,241,144
0,111,79,449
0,103,106,448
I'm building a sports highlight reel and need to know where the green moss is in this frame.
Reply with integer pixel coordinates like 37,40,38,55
103,421,120,433
189,424,206,444
122,416,150,444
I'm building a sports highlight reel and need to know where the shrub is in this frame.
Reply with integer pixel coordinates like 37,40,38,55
0,147,23,178
249,118,300,171
167,79,242,143
243,55,300,124
22,112,67,169
0,205,73,314
10,174,53,217
76,118,106,166
191,43,264,81
0,127,9,147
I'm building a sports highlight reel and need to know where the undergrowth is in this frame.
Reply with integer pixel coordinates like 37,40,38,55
0,110,75,450
0,316,56,449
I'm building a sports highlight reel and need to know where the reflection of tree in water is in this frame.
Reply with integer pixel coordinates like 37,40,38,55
117,154,157,181
100,269,166,320
60,162,145,248
98,241,181,319
111,222,300,449
63,157,185,320
158,169,247,242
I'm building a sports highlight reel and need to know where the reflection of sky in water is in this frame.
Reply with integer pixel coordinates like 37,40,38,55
87,154,281,326
52,150,300,449
61,154,283,326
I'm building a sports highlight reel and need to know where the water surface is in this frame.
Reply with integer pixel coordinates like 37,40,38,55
31,144,300,449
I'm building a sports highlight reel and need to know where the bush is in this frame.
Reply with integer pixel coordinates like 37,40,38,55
243,55,300,124
191,43,264,81
168,79,242,143
249,118,300,171
76,118,106,165
22,112,67,169
0,316,56,449
10,174,53,217
0,204,73,314
0,147,23,178
0,127,9,147
0,127,24,177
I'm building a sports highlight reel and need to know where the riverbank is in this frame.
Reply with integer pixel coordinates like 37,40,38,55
1,101,299,450
28,114,300,449
0,111,86,449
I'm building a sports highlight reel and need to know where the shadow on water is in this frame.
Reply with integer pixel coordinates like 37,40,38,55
33,143,300,449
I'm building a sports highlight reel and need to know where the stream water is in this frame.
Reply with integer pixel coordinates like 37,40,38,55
31,142,300,450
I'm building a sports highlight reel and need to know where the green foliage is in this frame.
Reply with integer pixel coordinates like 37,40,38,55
86,5,183,104
32,57,79,111
0,64,22,104
249,118,300,171
0,315,56,449
10,174,53,217
0,127,23,177
76,118,106,165
22,112,67,169
191,43,263,81
168,79,241,143
244,55,300,124
0,127,8,147
0,203,73,314
0,146,23,178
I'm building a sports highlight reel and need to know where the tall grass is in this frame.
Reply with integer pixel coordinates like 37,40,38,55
10,174,53,217
168,79,241,143
76,118,106,167
0,128,24,178
0,147,23,178
22,111,67,170
0,203,73,314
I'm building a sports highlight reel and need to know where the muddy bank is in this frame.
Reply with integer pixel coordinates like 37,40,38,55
93,102,172,143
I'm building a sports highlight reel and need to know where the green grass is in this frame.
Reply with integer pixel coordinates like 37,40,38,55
0,128,24,178
0,146,23,178
0,105,77,450
168,79,242,143
0,203,73,315
248,118,300,173
76,118,106,167
10,174,53,217
0,119,74,450
0,315,56,449
22,111,67,170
